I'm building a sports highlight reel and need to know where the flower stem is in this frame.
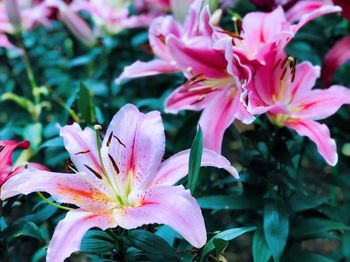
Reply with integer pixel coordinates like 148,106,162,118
36,192,72,211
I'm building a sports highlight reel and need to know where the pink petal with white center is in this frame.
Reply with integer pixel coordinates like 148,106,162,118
47,210,117,262
101,104,165,189
292,85,350,120
289,62,320,102
114,185,206,248
224,38,252,83
149,148,238,187
240,6,286,52
290,4,342,34
321,36,350,86
286,0,329,23
199,88,241,152
285,119,337,166
116,59,179,84
1,168,114,211
60,123,103,178
167,36,228,79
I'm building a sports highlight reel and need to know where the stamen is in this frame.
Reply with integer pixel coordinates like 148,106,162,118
106,131,113,147
272,58,281,73
280,66,288,81
108,154,120,174
281,56,289,69
65,160,70,172
218,30,244,40
113,135,126,148
0,145,4,152
157,34,166,44
75,149,91,155
84,164,102,179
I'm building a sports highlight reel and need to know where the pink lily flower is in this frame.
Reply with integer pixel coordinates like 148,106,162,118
64,0,193,34
164,34,254,153
1,104,238,261
116,0,212,83
247,50,350,166
226,3,341,65
321,36,350,86
0,140,46,188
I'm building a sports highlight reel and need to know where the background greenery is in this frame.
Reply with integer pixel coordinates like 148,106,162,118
1,1,350,261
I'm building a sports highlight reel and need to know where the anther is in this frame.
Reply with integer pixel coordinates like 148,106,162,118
94,124,102,131
0,145,4,153
75,149,91,155
84,164,102,179
108,154,120,174
272,58,281,73
106,132,113,147
280,66,288,81
113,135,126,148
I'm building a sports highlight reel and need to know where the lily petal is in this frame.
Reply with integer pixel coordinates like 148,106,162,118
167,36,228,79
101,104,165,189
321,36,350,86
47,210,117,262
0,140,29,174
150,148,238,187
199,88,241,152
285,119,337,166
165,82,218,114
1,168,113,211
290,4,342,34
293,85,350,120
60,123,103,178
115,185,206,248
116,59,179,84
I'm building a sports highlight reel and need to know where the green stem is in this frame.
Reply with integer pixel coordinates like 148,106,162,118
50,88,81,122
36,192,72,211
18,35,40,104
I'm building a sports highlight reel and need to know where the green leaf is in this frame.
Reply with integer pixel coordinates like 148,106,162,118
80,230,116,254
78,82,95,124
1,92,35,113
253,228,272,262
17,204,57,224
23,123,43,152
188,126,203,194
127,230,179,261
197,195,262,211
200,227,256,262
287,194,327,213
264,201,289,262
292,218,350,238
284,248,334,262
2,222,44,244
213,238,228,258
39,136,63,150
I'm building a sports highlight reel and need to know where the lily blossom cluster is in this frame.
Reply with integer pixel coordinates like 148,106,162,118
117,0,350,165
0,140,46,188
1,104,237,261
0,0,53,49
52,0,194,38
